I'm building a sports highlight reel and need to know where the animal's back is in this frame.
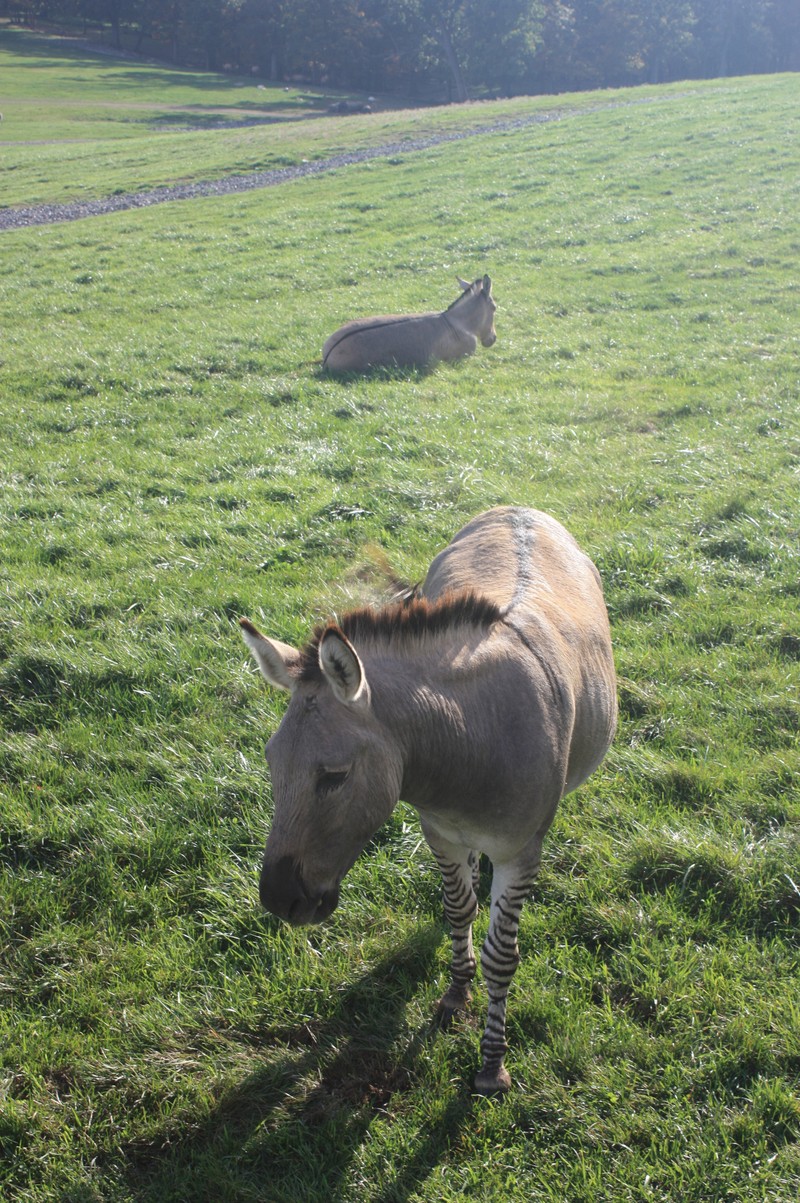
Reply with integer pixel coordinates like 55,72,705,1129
322,312,439,372
422,506,617,792
422,506,597,610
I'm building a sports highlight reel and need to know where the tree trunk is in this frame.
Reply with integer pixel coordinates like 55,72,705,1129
109,0,121,49
718,0,732,76
438,25,469,103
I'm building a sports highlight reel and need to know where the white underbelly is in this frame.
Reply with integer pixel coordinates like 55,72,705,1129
417,807,527,864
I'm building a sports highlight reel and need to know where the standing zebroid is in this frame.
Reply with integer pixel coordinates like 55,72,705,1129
241,507,617,1093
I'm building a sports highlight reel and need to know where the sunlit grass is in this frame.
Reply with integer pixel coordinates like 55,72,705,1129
0,42,799,1203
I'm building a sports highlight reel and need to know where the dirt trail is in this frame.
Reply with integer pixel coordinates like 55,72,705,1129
0,99,652,232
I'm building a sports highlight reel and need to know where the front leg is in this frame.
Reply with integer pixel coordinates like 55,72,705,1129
422,822,479,1018
475,852,541,1095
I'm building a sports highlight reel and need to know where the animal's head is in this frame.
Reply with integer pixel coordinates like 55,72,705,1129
457,274,497,347
240,618,403,925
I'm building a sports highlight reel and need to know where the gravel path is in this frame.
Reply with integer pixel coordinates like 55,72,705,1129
0,108,578,232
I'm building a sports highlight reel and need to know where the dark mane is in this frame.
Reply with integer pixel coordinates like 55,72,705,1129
298,590,502,683
445,283,474,312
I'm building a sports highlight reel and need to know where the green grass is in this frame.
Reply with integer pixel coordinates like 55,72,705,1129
1,25,721,211
1,31,799,1203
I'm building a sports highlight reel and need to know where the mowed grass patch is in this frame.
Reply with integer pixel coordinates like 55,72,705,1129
1,68,799,1202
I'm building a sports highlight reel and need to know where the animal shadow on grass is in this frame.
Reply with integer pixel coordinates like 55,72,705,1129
125,923,476,1203
314,361,438,383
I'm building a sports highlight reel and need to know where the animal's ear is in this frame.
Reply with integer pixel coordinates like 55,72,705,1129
482,275,493,296
240,618,301,692
456,276,472,291
319,627,369,704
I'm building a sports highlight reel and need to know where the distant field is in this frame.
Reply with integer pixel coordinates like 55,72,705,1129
2,26,694,210
1,30,799,1203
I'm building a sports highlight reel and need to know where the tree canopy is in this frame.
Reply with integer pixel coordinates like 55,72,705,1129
9,0,800,99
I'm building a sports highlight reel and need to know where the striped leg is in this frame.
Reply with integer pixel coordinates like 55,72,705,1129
475,852,541,1095
423,825,480,1018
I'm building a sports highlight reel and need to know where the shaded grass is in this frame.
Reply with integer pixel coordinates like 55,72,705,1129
1,53,799,1203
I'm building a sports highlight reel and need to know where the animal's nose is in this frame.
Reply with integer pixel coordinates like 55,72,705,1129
260,854,339,925
483,331,497,347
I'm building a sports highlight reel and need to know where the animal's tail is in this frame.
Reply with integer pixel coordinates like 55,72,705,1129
364,543,421,604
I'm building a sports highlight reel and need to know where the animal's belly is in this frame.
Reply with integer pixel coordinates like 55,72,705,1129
416,805,545,864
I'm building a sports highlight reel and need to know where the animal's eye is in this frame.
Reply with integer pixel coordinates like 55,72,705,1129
317,768,350,795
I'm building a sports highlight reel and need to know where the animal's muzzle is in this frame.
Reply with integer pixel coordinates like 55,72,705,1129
260,854,340,926
482,331,497,347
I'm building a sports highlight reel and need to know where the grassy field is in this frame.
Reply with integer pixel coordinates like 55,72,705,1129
2,25,691,210
1,30,799,1203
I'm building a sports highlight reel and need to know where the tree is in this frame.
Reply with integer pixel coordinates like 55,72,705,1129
567,1,643,88
10,0,799,94
462,0,545,95
692,0,774,77
392,0,471,100
765,0,800,72
629,0,697,83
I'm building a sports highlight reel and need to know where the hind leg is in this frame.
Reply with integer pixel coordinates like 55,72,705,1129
475,847,542,1095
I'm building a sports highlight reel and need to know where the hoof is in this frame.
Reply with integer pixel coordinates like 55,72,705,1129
435,984,471,1030
435,1004,456,1031
473,1064,512,1096
437,984,471,1013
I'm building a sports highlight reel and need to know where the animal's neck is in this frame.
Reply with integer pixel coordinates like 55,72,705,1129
440,309,459,337
364,637,485,807
442,294,472,331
